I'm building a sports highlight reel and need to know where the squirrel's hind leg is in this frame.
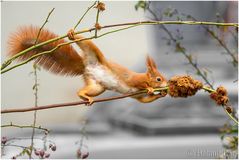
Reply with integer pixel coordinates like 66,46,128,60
77,79,105,106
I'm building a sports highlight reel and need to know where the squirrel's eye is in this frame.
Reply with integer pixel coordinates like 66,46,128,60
156,77,161,82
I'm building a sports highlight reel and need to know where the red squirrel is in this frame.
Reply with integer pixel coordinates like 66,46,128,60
8,26,167,105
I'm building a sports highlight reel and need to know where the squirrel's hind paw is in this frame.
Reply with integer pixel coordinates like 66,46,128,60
67,29,75,40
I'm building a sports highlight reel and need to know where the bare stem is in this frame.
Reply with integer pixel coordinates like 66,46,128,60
223,107,239,125
202,86,215,93
1,84,238,124
1,87,168,114
181,49,214,88
95,1,100,37
184,14,238,65
1,20,238,71
34,8,55,45
28,8,54,158
1,123,49,132
202,86,238,124
73,1,97,30
29,64,39,158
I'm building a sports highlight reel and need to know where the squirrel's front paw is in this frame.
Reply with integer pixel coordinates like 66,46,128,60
67,29,75,40
146,87,155,95
85,97,94,106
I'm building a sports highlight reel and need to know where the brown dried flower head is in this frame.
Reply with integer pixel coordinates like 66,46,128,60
96,2,105,11
168,75,203,98
95,23,102,30
210,86,229,105
216,86,227,96
226,106,233,114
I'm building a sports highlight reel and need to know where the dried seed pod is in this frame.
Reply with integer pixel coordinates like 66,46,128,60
95,2,105,11
210,86,229,106
226,106,233,114
168,75,203,98
95,23,102,30
216,86,228,96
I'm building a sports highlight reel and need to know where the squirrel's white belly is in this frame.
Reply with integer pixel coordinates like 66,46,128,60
85,65,137,93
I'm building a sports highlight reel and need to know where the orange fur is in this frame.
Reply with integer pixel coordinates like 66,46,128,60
8,26,84,76
8,26,167,104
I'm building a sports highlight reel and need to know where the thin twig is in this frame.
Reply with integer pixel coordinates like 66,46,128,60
1,20,238,71
95,1,100,37
183,14,238,65
223,107,238,125
1,87,168,114
180,49,214,88
202,86,215,93
202,86,238,125
30,8,54,158
3,144,29,149
4,144,39,151
34,8,55,45
73,1,97,30
29,64,39,158
1,123,49,132
147,8,214,88
7,137,53,142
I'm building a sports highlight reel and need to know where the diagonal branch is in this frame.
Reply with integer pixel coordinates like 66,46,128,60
73,1,97,30
182,14,238,65
1,83,238,124
1,87,168,114
1,20,238,71
34,8,55,45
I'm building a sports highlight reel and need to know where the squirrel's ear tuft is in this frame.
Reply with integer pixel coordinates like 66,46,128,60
146,55,157,72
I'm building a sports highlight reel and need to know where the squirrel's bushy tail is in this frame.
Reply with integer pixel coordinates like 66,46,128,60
8,26,85,76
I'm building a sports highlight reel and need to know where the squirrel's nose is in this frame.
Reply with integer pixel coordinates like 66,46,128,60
160,81,167,87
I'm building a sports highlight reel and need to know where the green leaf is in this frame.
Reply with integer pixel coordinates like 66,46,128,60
32,84,39,90
25,149,31,156
134,1,147,11
22,148,27,155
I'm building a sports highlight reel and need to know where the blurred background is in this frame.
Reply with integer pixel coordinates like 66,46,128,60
1,1,238,159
